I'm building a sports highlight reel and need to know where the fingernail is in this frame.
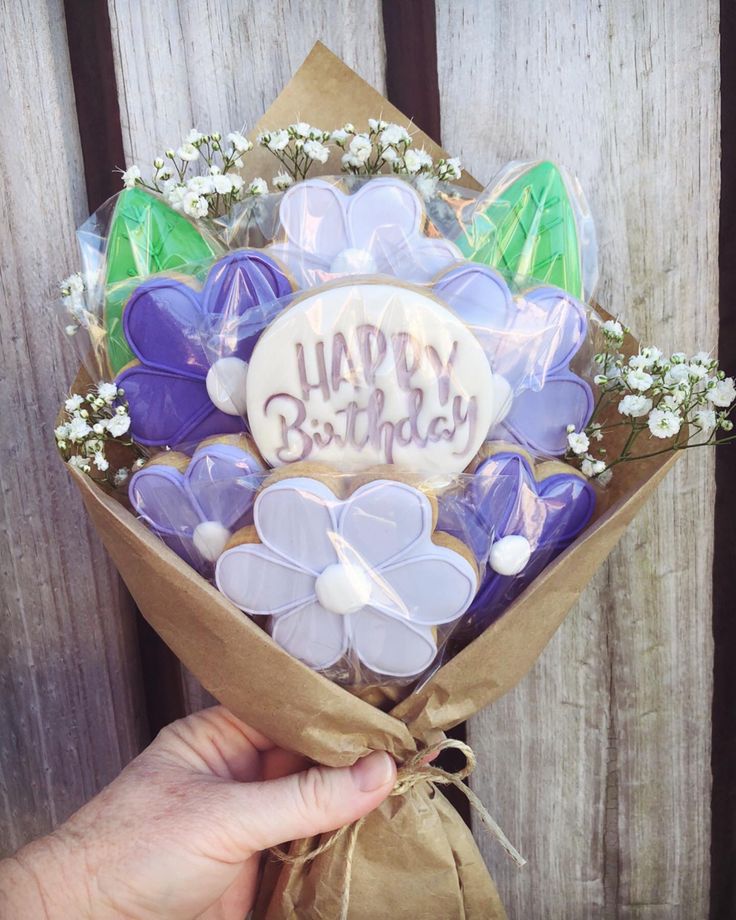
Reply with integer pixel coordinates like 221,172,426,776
351,751,394,792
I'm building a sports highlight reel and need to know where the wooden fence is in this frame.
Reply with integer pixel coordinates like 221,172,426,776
0,2,721,917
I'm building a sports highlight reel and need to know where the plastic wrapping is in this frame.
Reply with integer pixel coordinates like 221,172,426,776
129,448,596,692
60,167,601,694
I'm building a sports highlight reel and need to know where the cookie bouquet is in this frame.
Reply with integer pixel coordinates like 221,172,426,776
55,46,734,920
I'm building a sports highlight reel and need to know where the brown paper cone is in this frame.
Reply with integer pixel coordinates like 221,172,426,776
63,43,680,920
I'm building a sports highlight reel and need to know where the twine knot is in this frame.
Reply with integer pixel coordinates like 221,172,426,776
269,738,525,919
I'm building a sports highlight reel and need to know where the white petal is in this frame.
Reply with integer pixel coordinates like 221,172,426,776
277,179,349,261
271,600,347,669
351,608,437,677
216,544,315,615
254,478,339,573
339,480,432,567
266,242,332,289
376,548,477,626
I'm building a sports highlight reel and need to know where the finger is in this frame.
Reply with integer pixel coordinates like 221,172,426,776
261,747,309,781
220,751,397,855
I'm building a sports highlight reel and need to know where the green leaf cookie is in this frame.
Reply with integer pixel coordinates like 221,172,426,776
458,160,583,299
104,188,219,373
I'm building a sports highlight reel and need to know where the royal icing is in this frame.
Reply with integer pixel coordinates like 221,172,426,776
267,176,461,288
434,264,594,455
215,475,478,678
245,281,509,473
438,447,595,635
129,438,263,575
116,250,291,448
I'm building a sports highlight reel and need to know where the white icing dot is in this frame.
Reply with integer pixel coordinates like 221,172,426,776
489,534,531,576
193,521,231,562
315,562,372,615
329,248,378,275
206,357,249,416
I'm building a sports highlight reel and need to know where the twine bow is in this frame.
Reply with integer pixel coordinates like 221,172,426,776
270,738,526,920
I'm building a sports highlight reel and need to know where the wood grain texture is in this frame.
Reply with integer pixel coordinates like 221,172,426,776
0,0,148,855
107,0,386,709
436,1,719,917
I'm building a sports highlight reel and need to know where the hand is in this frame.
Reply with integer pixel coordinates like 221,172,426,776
0,706,396,919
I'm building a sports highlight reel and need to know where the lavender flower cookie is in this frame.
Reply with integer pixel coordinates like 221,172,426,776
129,434,264,576
266,176,461,287
116,250,291,448
434,263,594,455
215,467,478,678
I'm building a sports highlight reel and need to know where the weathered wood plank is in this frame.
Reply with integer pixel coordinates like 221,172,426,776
107,0,387,711
0,0,148,855
436,1,718,916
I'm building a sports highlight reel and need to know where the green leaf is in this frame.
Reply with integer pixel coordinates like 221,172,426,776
104,188,219,374
458,161,583,298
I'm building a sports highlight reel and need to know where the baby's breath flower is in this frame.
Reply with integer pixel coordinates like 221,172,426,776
415,175,439,200
65,394,84,413
106,413,131,437
177,142,200,161
567,430,590,455
710,377,736,408
693,407,716,432
121,165,141,188
97,382,118,403
618,394,652,418
302,139,329,163
248,177,268,197
227,131,252,153
93,450,109,472
113,467,130,488
403,147,432,174
68,416,92,441
182,191,209,219
601,319,625,344
648,408,682,439
581,457,607,478
380,123,411,147
273,172,294,191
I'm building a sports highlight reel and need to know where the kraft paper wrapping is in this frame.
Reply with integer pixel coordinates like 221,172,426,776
64,43,679,920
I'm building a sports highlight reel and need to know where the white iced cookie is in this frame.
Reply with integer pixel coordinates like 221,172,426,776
215,469,479,678
245,281,509,475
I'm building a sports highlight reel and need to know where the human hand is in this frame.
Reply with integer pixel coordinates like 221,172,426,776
0,706,396,919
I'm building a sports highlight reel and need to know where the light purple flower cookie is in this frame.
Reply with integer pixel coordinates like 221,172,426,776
129,437,264,576
266,176,461,287
215,475,478,678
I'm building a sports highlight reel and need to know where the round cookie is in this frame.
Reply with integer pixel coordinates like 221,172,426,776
215,463,479,679
245,279,511,474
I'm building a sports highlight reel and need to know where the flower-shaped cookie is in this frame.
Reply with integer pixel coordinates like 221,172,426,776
434,263,594,455
129,436,264,576
266,177,461,288
439,446,595,635
116,250,291,448
215,474,478,678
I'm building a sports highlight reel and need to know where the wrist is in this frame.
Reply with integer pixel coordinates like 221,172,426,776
0,832,91,919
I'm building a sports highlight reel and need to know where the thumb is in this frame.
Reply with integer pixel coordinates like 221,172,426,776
222,751,397,854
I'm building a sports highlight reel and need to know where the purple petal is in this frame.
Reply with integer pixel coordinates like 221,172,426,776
129,464,201,536
433,264,514,344
123,278,211,376
187,444,262,528
202,250,291,322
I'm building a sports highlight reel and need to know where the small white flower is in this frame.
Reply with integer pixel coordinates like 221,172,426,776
265,129,290,152
166,184,188,210
61,273,85,297
414,174,438,200
248,177,268,197
691,350,715,367
601,319,624,343
347,134,372,163
272,171,294,191
133,457,146,470
121,165,141,188
597,468,613,486
710,377,736,408
594,374,608,386
177,143,200,161
443,156,462,179
96,381,118,404
648,408,682,439
68,455,87,471
113,467,130,487
567,431,590,455
581,457,607,478
54,423,70,441
664,364,691,387
618,394,653,417
92,423,105,435
65,394,84,412
368,118,387,132
660,393,685,412
290,121,312,138
67,416,92,442
626,369,654,392
106,413,131,437
403,147,433,173
182,191,209,219
693,407,717,432
303,139,329,163
186,175,213,195
379,146,398,163
227,131,252,153
93,450,109,472
212,174,234,194
185,129,205,145
380,123,411,147
331,128,349,145
590,423,604,441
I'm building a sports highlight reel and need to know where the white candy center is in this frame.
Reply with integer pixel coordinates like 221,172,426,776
315,562,372,615
489,534,531,576
193,521,231,563
329,248,378,275
206,357,249,416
